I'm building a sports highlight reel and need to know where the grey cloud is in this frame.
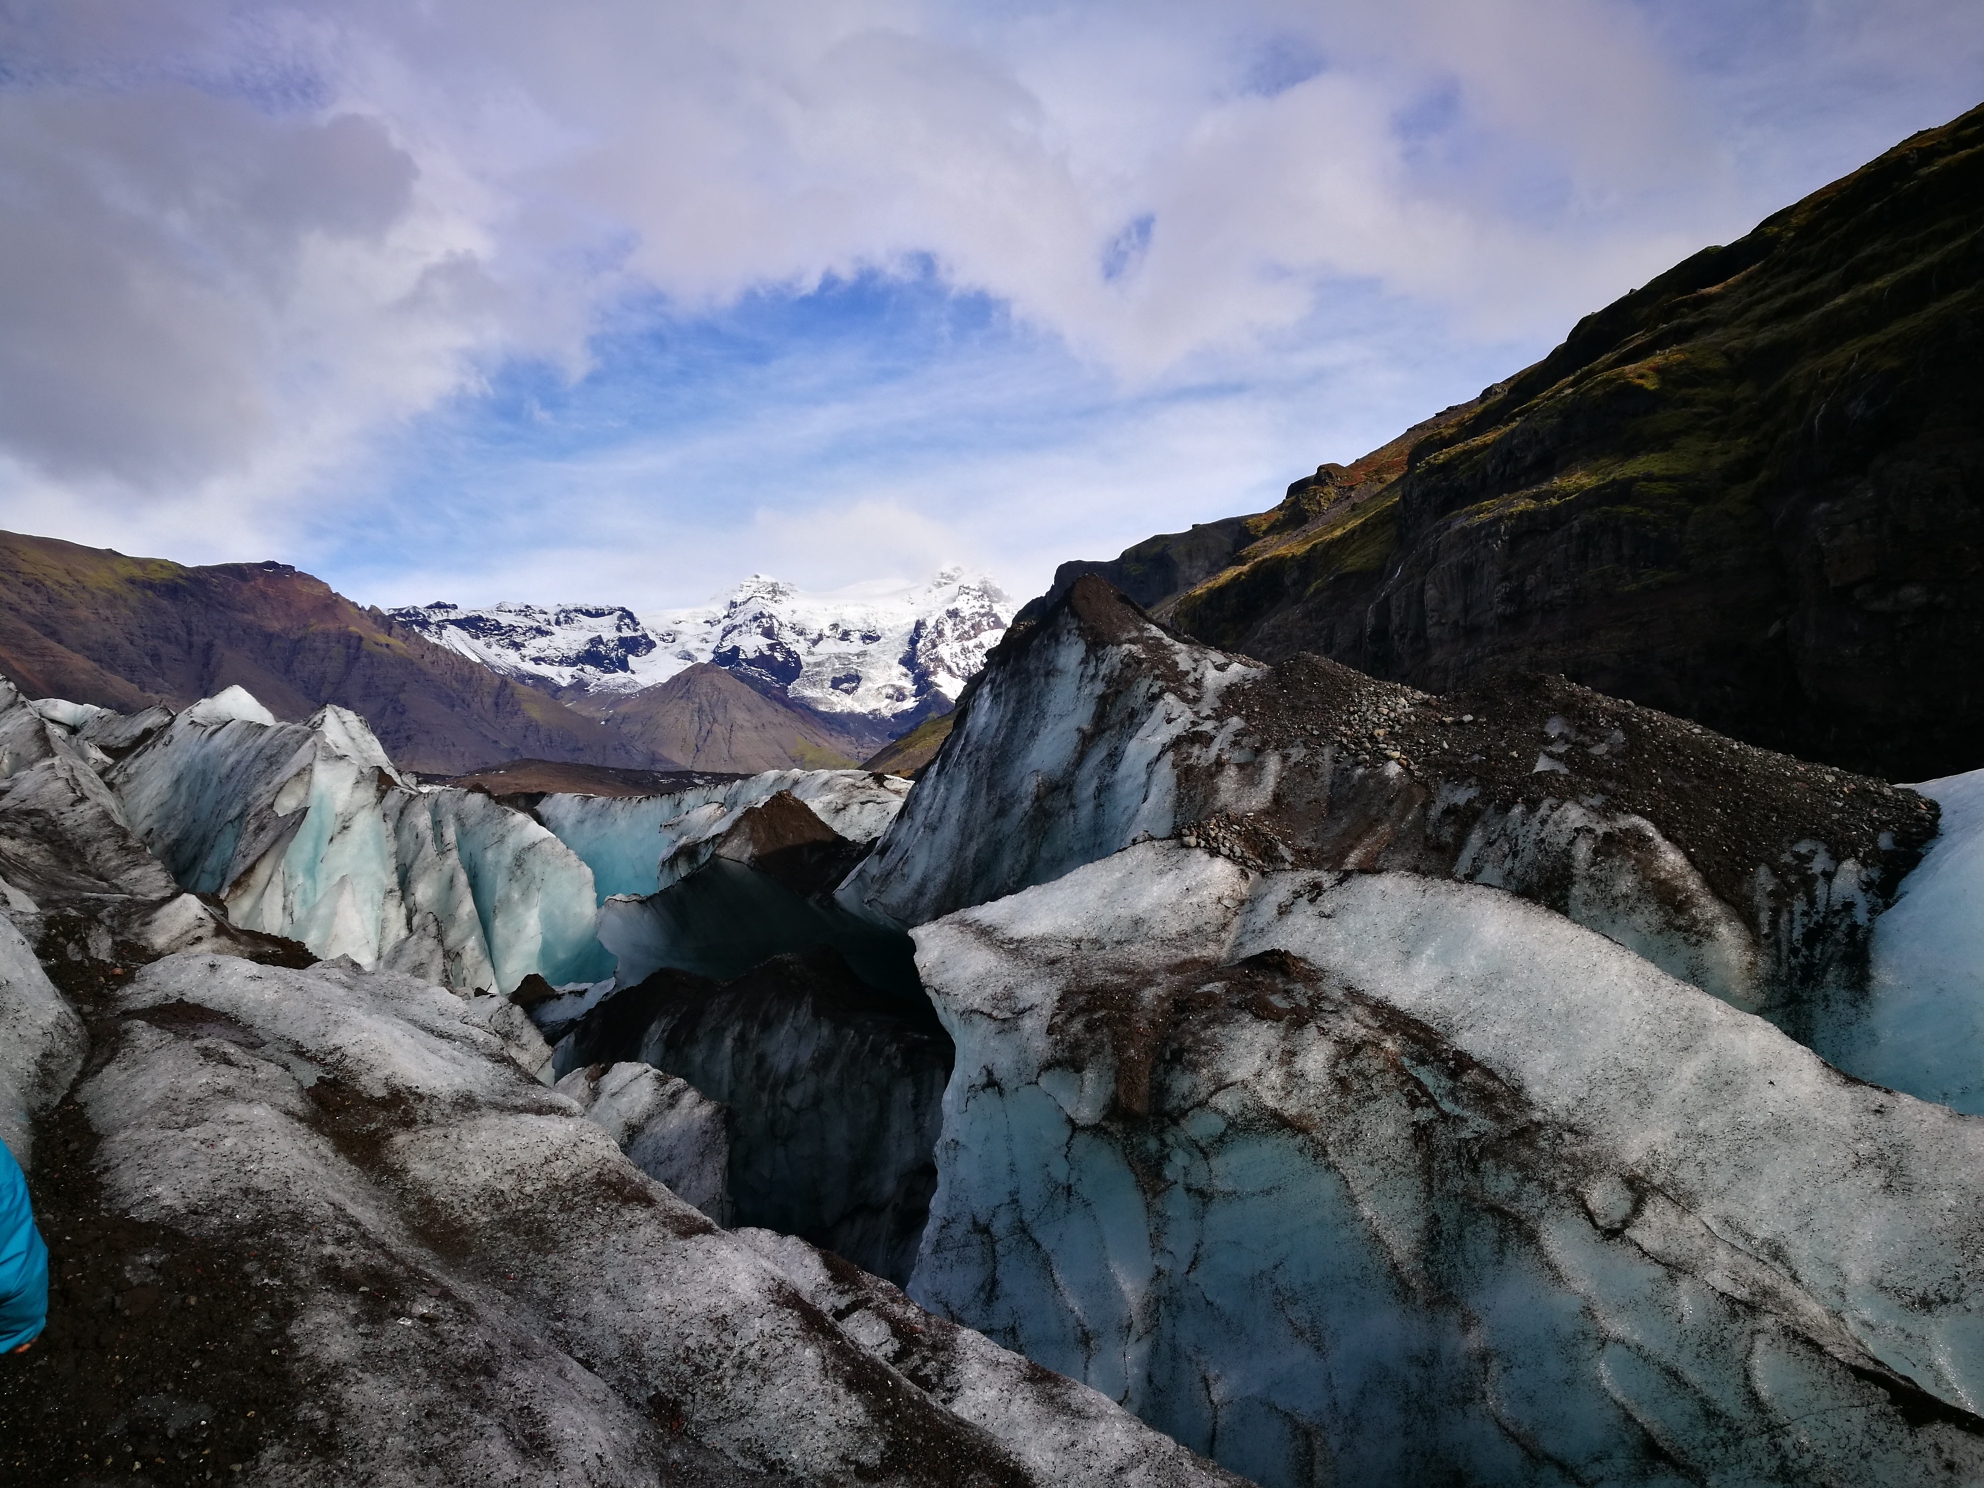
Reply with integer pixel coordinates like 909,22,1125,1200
0,71,439,484
0,0,1976,559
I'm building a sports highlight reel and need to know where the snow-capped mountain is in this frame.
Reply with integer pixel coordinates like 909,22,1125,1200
389,569,1013,724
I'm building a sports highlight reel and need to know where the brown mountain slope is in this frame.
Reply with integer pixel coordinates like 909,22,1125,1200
861,712,954,778
0,530,678,775
562,663,864,773
1041,100,1984,782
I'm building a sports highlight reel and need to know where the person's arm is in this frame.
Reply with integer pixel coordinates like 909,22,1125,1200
0,1141,48,1356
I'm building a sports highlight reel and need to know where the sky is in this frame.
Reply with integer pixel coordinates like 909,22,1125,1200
1,1,1979,612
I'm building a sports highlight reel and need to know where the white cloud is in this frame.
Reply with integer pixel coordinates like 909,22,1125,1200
0,0,1977,590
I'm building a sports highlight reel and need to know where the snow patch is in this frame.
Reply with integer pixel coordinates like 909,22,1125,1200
182,684,277,727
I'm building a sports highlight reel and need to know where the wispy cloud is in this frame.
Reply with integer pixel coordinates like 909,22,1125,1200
0,0,1977,603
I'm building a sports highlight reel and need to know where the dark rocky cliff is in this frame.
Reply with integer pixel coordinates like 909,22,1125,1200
1054,100,1984,782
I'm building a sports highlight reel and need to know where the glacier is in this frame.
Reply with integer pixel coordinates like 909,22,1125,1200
1826,766,1984,1113
556,946,952,1283
107,688,611,993
531,767,915,992
392,567,1014,725
9,569,1984,1485
555,1059,734,1224
535,766,909,899
69,946,1240,1486
845,577,1937,1069
909,840,1984,1486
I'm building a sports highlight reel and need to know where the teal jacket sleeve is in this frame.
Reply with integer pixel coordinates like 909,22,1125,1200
0,1140,48,1351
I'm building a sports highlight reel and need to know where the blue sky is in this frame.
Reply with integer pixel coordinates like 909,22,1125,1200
1,1,1980,610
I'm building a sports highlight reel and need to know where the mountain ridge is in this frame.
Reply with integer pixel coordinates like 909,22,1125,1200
1036,99,1984,782
391,568,1013,739
0,530,668,776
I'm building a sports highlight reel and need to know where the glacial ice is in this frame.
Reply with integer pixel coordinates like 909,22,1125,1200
0,906,84,1167
556,1060,733,1223
1828,767,1984,1112
109,690,610,991
556,947,951,1282
909,841,1984,1486
535,767,909,899
0,678,180,902
27,696,107,731
596,858,920,995
76,948,1234,1485
736,1225,1251,1488
846,577,1930,1083
182,683,277,727
534,766,915,991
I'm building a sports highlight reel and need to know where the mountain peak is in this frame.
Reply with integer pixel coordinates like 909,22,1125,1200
387,568,1016,725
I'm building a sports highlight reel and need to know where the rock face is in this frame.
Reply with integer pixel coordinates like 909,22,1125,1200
909,843,1984,1487
557,948,952,1284
845,578,1936,1060
109,689,610,993
0,529,665,775
1044,102,1984,782
51,947,1236,1487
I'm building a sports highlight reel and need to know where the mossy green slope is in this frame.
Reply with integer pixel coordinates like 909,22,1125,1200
1150,100,1984,780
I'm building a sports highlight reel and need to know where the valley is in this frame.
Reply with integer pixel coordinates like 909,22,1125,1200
3,96,1984,1488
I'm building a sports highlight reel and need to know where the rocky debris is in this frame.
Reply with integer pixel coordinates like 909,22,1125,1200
556,947,952,1284
107,691,610,993
847,577,1937,1054
910,841,1984,1487
1,946,1231,1488
710,790,871,897
555,1060,733,1223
